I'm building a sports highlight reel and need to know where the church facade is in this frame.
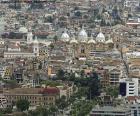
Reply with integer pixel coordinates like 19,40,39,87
60,28,117,60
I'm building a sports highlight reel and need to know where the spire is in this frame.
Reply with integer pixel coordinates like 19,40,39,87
34,36,38,44
64,28,67,33
99,27,102,32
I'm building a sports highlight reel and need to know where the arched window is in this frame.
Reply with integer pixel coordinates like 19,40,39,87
81,47,85,53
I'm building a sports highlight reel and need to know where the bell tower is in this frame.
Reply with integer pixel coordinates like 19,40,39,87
33,36,39,57
27,32,33,44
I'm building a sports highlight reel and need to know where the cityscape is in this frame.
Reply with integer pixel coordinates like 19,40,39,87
0,0,139,116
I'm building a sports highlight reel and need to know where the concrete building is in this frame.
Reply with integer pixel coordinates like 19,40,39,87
120,78,139,97
57,82,74,100
131,103,140,116
4,87,60,107
90,106,131,116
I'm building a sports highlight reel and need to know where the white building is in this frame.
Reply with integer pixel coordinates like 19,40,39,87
0,94,7,108
0,66,6,78
4,52,36,58
120,78,139,97
124,0,139,7
131,103,140,116
125,52,140,59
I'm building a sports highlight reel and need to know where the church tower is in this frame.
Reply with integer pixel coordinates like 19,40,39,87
33,36,39,57
27,32,33,44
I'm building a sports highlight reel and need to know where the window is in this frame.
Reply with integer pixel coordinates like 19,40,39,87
81,48,85,54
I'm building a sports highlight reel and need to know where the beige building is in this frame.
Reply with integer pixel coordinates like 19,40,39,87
60,28,120,60
57,82,74,100
4,87,60,107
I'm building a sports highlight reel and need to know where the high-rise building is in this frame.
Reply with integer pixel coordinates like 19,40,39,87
119,78,139,97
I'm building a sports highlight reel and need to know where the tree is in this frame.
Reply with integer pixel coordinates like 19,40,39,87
29,106,50,116
128,14,132,18
50,44,54,50
46,16,53,23
87,72,100,99
56,95,68,110
16,99,30,111
100,19,106,26
56,69,65,79
74,6,79,11
80,70,85,77
49,105,58,115
105,86,119,98
53,35,58,42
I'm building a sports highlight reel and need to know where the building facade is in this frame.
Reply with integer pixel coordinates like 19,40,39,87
4,87,60,107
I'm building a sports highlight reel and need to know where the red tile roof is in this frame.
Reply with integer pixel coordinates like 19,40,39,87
39,87,60,95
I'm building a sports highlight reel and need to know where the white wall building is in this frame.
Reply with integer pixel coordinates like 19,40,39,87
124,0,139,7
0,94,7,108
120,78,139,97
4,52,36,58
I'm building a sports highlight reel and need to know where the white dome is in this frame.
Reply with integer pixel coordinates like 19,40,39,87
96,32,105,43
19,27,28,33
88,37,96,44
61,30,70,42
78,28,88,42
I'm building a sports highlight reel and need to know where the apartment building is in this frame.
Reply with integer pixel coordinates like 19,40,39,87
120,78,139,97
90,106,131,116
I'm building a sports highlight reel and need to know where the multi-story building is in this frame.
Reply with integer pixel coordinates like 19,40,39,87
124,0,139,8
57,82,74,100
90,106,131,116
4,87,60,107
120,78,139,97
131,103,140,116
109,69,120,86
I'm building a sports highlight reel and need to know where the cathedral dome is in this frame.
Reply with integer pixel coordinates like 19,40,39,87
96,32,105,43
78,28,88,42
61,30,70,42
19,27,28,33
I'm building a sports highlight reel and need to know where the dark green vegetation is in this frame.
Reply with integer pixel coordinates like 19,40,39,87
16,99,30,111
56,69,101,99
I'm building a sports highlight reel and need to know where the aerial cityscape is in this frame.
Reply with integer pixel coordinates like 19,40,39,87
0,0,139,116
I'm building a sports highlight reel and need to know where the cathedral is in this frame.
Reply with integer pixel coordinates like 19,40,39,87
60,27,116,60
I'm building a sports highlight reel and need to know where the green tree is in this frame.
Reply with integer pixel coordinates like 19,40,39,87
87,72,100,99
105,86,119,98
16,99,30,111
100,19,106,26
46,16,53,23
128,14,132,18
49,105,58,115
50,43,54,50
53,35,58,42
56,95,68,110
74,6,79,11
80,70,85,77
56,69,65,79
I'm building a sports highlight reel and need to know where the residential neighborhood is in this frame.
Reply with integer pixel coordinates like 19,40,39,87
0,0,140,116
